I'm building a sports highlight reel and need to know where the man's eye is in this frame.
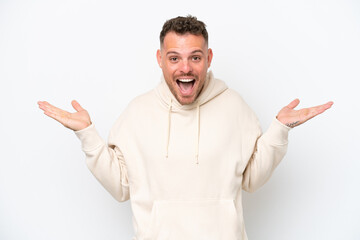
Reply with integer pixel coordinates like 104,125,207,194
192,56,201,61
169,57,178,62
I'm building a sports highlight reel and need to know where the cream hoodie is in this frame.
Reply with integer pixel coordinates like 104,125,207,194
75,71,290,240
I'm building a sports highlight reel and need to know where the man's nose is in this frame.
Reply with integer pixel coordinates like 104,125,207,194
179,60,192,73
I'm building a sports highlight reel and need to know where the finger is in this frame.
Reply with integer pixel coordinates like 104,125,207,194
38,101,70,120
71,100,85,112
287,98,300,109
311,101,334,114
44,103,68,117
318,102,334,116
38,101,54,112
37,101,48,109
42,109,69,126
38,101,52,112
301,101,334,121
323,101,334,110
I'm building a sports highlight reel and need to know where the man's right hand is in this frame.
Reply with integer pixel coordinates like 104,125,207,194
38,100,92,131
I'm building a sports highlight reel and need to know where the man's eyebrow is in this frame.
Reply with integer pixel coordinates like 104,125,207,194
166,50,205,56
166,51,180,56
191,50,204,55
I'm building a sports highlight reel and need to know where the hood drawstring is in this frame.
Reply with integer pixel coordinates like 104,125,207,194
165,99,172,160
164,99,201,165
195,103,200,164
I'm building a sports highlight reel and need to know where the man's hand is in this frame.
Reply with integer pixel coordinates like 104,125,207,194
276,99,333,128
38,100,92,131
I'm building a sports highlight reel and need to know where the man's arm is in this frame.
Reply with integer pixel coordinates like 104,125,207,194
242,99,333,192
38,100,130,202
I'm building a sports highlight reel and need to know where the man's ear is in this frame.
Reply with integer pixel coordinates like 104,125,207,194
156,49,162,68
207,48,213,68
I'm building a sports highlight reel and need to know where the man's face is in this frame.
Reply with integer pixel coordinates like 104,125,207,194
157,32,213,105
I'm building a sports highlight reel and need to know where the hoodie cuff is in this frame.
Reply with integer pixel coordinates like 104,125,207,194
263,117,291,145
74,123,104,151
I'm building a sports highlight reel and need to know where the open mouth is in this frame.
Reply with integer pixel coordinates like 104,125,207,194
176,78,195,95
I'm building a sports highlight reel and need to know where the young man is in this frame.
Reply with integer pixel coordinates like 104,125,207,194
38,16,333,240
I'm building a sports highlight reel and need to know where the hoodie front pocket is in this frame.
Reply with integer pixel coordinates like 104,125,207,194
143,199,240,240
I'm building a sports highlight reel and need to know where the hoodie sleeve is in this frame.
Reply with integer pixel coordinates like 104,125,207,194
242,117,291,193
74,123,130,202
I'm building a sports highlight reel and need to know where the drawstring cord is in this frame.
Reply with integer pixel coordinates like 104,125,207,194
165,99,172,159
195,103,200,164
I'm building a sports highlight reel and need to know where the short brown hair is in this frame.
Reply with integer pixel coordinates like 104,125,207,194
160,15,208,46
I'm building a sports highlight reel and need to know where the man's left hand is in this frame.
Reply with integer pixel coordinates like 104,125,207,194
276,99,333,128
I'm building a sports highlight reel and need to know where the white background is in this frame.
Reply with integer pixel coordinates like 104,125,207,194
0,0,359,239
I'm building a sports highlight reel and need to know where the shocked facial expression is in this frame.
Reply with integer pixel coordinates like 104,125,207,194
157,32,213,105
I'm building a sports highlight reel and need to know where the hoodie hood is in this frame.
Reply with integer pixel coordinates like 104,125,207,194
155,70,228,164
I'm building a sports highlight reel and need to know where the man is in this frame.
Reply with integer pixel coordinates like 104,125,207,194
38,16,333,240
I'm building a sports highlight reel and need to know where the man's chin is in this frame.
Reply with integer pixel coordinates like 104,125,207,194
177,95,196,105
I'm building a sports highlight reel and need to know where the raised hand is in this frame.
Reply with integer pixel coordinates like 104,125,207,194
38,100,92,131
276,99,333,128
